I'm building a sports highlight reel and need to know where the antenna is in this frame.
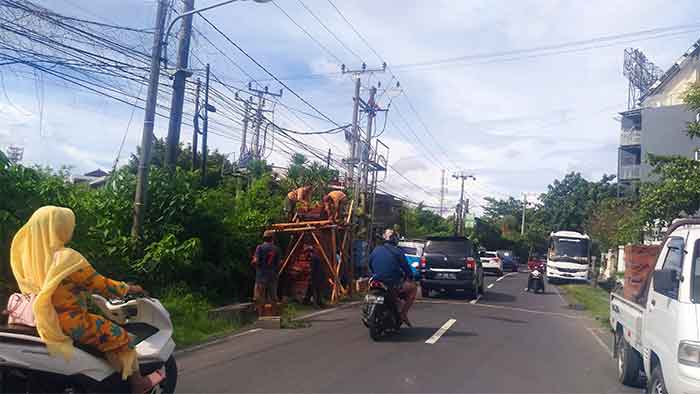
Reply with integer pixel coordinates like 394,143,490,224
623,48,663,109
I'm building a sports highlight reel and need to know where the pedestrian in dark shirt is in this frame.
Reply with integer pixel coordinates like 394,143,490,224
252,230,281,307
303,244,325,307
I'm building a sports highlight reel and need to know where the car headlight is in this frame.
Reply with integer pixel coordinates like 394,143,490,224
679,341,700,366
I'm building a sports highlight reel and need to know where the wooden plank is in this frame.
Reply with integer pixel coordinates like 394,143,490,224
273,225,338,234
345,199,354,225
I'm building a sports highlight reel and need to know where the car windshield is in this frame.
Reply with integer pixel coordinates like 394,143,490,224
480,251,497,258
399,246,417,255
553,238,589,258
425,240,473,256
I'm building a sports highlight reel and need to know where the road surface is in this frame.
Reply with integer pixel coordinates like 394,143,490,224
176,271,635,393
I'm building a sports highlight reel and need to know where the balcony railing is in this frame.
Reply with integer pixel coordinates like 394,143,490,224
619,164,641,180
620,130,641,146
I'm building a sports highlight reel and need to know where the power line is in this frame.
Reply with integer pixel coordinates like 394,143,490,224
296,0,364,63
271,0,343,65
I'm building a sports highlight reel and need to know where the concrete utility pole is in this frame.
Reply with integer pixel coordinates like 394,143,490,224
440,169,446,216
191,78,201,170
452,172,475,236
248,84,282,160
165,0,195,169
235,93,253,162
341,63,386,191
132,0,168,239
521,193,527,235
201,63,210,182
361,86,377,193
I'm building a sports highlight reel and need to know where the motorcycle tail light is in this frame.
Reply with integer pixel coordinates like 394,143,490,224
465,257,476,270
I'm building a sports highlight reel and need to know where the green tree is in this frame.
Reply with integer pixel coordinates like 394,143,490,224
683,83,700,138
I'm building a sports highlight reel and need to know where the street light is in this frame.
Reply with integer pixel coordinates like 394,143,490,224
162,0,271,68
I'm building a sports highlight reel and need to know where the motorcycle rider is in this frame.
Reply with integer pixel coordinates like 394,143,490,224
9,206,162,393
368,229,417,327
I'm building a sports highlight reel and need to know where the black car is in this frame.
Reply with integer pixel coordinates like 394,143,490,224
419,236,484,298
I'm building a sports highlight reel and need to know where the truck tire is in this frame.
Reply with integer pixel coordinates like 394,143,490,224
616,329,643,387
648,365,667,394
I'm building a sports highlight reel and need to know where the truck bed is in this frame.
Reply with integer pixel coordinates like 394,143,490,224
610,292,645,350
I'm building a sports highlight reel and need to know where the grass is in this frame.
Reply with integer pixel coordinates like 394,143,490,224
560,284,611,326
280,302,313,329
161,288,242,348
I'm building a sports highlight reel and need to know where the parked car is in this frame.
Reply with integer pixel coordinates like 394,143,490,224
480,250,503,276
397,240,424,280
497,250,517,272
419,236,484,298
610,218,700,394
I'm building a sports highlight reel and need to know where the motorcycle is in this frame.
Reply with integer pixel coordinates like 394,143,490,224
527,263,546,293
361,278,402,341
0,294,177,393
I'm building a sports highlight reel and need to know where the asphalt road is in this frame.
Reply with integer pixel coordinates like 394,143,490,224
176,271,638,393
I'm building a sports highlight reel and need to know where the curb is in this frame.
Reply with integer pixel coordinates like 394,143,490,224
174,300,362,355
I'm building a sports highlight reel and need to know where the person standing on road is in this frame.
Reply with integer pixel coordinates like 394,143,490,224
252,230,281,310
368,229,417,327
302,244,325,308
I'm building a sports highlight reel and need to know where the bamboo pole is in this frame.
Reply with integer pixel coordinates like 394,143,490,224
270,220,334,229
278,235,304,277
273,225,338,234
311,231,338,303
345,199,354,226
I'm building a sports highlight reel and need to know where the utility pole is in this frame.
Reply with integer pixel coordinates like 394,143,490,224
191,78,201,170
440,169,446,216
235,93,253,162
341,63,386,193
361,86,377,193
326,148,331,169
452,172,475,236
165,0,195,169
200,63,210,182
247,83,282,160
521,193,527,235
131,0,168,239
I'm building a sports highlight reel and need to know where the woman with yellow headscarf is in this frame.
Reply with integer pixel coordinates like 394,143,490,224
10,206,162,393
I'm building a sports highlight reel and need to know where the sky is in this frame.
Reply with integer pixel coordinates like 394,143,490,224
1,0,699,215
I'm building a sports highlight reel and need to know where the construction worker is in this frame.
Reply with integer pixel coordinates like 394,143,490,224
285,185,313,221
252,230,281,313
302,244,325,308
323,190,347,222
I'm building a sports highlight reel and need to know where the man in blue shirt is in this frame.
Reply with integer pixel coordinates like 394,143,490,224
369,229,417,327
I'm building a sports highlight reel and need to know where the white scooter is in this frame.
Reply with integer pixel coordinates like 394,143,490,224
0,294,177,393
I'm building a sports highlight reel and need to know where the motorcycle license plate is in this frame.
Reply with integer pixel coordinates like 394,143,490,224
365,294,384,304
436,273,456,279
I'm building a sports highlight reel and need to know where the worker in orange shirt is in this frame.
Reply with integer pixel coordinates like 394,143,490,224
323,190,347,222
285,185,313,221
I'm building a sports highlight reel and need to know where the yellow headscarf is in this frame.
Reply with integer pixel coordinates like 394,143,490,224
10,206,89,359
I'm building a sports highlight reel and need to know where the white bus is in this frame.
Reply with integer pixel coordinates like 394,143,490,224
546,231,591,282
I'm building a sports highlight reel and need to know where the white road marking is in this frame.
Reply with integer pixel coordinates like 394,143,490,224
469,294,481,304
496,272,517,282
425,318,456,344
551,283,568,305
587,327,614,358
523,288,529,291
417,299,590,320
293,301,362,321
487,283,495,289
175,328,262,355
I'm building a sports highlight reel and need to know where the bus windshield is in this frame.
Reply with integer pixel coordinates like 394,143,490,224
552,237,589,258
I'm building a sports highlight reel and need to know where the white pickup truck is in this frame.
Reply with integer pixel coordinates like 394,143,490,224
610,218,700,394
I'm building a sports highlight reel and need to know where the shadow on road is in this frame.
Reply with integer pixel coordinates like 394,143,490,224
378,326,478,343
481,291,516,303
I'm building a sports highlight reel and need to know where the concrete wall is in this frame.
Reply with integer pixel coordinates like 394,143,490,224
640,104,700,180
